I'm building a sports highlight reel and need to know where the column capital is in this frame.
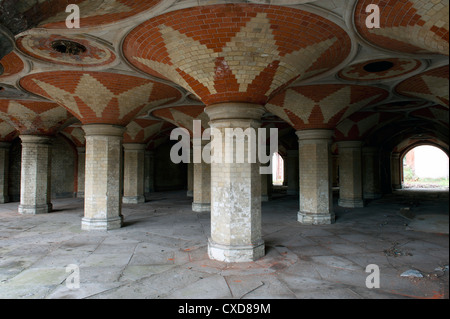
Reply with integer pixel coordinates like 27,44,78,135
205,103,265,122
362,146,379,154
296,129,334,141
123,143,146,151
19,135,53,145
0,142,11,149
336,140,363,149
82,124,125,137
286,149,299,157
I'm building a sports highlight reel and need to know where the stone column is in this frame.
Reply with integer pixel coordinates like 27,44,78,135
362,146,382,199
187,161,193,198
261,162,272,202
286,150,299,195
391,152,402,190
82,124,125,231
192,139,211,212
337,141,364,208
296,130,334,224
123,143,146,204
0,142,10,203
76,147,85,198
205,103,265,262
144,150,154,200
18,135,52,214
332,154,339,188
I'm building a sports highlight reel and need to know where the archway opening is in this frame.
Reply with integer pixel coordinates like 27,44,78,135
272,152,284,186
403,145,449,189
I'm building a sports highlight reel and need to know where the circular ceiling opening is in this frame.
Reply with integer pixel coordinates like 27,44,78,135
363,61,395,73
51,40,87,55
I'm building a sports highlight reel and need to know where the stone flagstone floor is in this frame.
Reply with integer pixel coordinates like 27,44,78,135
0,189,448,299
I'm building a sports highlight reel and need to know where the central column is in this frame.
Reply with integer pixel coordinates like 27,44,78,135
18,135,52,214
123,143,146,204
192,139,211,212
82,124,125,231
337,141,364,208
296,130,334,224
205,103,265,262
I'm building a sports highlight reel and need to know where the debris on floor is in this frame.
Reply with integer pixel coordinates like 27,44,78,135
401,269,424,278
384,242,413,257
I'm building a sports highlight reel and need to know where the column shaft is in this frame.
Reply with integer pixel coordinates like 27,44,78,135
192,140,211,212
18,135,52,214
286,150,299,195
82,124,125,231
123,143,146,204
205,103,265,262
391,153,402,190
144,150,154,200
337,141,364,208
0,142,10,203
76,147,85,198
362,146,382,199
297,130,334,224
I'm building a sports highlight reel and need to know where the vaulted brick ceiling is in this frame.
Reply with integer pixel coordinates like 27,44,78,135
0,99,73,135
123,4,352,105
354,0,449,55
265,85,389,130
0,0,448,152
19,71,182,126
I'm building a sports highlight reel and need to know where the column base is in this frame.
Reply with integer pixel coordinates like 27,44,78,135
187,190,193,198
208,238,265,263
298,211,335,225
364,192,382,199
81,216,123,231
338,198,364,208
18,203,52,215
261,195,269,202
393,184,402,190
76,191,84,199
122,195,145,204
0,195,9,204
192,202,210,212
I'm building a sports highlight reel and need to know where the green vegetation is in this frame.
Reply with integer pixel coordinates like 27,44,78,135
403,165,449,188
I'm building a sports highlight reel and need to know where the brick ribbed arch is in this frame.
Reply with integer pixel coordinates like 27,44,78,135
0,99,73,135
354,0,449,55
266,84,389,130
395,66,449,108
123,4,352,105
19,71,182,126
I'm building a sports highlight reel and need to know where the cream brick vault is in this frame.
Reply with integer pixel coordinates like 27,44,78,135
18,135,52,215
123,143,146,204
205,103,266,263
296,130,335,225
82,124,125,231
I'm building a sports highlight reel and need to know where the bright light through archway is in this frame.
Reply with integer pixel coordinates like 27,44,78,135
403,145,449,188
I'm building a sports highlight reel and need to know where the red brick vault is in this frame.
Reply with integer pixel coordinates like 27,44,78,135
19,71,182,126
395,66,449,108
123,4,352,105
355,0,449,55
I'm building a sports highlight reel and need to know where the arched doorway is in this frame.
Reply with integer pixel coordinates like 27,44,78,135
402,145,449,189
